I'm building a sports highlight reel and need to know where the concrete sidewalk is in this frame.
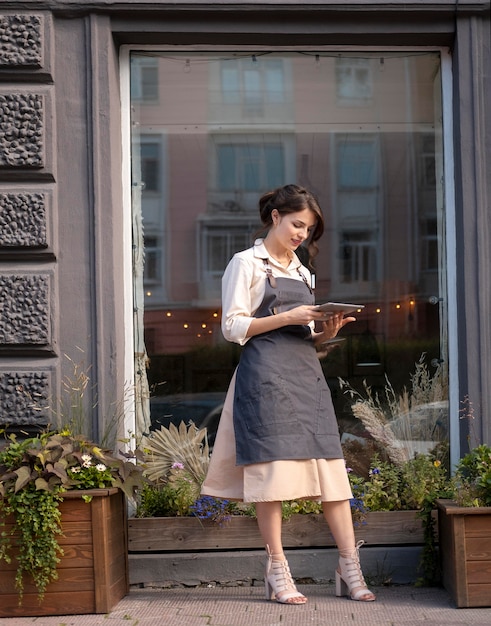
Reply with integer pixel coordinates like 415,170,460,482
1,583,491,625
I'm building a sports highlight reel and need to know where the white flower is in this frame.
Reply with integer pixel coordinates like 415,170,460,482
81,453,93,468
71,466,82,474
96,463,107,472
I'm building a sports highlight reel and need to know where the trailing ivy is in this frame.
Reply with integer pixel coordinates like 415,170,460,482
0,486,63,601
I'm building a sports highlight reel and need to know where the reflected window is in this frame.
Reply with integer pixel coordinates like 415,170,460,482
199,221,259,301
334,135,381,289
217,143,285,192
340,231,378,284
143,236,161,284
141,143,160,193
336,58,372,104
131,57,159,102
205,228,250,277
220,58,286,113
420,133,436,187
337,138,378,190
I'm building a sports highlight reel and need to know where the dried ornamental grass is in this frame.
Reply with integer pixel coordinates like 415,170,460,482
340,354,448,465
349,401,409,466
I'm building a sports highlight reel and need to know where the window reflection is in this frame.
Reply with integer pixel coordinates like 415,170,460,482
130,51,447,449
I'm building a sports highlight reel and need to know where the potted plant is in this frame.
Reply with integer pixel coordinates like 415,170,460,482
0,428,143,617
436,411,491,609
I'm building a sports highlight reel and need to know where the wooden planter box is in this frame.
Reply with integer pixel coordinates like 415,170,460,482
128,510,428,553
436,499,491,608
0,488,128,617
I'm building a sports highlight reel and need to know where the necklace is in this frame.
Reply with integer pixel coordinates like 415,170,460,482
277,254,292,268
263,239,292,267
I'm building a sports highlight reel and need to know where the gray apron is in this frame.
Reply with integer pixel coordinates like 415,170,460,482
233,261,343,465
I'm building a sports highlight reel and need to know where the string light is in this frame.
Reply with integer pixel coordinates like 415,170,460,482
183,322,189,329
145,291,152,297
376,307,381,314
166,311,172,317
395,302,401,310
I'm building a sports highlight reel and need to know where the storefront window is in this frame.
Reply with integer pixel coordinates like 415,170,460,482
130,51,449,459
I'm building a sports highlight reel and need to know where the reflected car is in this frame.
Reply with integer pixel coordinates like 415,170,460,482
342,400,448,460
389,400,448,457
149,392,226,448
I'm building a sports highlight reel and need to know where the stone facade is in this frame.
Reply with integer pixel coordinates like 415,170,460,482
0,12,54,429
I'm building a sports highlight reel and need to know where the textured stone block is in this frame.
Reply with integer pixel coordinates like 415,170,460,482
0,192,48,247
0,273,50,345
0,93,43,168
0,370,50,425
0,15,42,67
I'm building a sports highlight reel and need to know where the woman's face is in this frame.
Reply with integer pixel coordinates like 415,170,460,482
272,208,317,252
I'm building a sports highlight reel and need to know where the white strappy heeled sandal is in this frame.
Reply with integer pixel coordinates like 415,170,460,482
264,546,307,605
335,540,376,602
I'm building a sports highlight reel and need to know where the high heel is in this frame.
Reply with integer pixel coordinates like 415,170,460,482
335,540,376,602
264,545,307,604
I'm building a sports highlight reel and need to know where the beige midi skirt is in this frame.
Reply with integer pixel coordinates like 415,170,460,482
201,370,353,504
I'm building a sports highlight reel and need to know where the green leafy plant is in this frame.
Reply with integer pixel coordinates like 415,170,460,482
451,396,491,507
453,444,491,507
281,499,323,521
136,461,199,517
346,451,451,586
360,458,402,511
0,429,143,603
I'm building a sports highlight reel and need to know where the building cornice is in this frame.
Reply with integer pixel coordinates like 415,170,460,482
0,1,489,15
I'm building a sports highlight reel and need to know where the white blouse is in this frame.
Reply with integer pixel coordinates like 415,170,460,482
221,238,314,346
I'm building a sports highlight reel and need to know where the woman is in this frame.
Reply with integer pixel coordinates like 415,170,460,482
201,184,375,605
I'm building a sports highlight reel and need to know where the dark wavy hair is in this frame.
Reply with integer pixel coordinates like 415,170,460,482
257,184,324,262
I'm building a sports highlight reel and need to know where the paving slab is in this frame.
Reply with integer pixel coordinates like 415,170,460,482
1,584,491,626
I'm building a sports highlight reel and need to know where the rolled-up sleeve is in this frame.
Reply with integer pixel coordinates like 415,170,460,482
221,255,260,345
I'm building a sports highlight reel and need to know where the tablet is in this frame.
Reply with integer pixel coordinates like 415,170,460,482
314,302,365,315
320,337,346,346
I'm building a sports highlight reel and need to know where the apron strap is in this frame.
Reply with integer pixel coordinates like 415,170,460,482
262,258,277,289
263,258,314,293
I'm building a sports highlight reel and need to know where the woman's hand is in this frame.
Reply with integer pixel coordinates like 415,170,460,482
247,306,355,340
281,305,334,326
313,312,356,346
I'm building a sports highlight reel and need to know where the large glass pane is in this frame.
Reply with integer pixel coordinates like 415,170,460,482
130,51,448,459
